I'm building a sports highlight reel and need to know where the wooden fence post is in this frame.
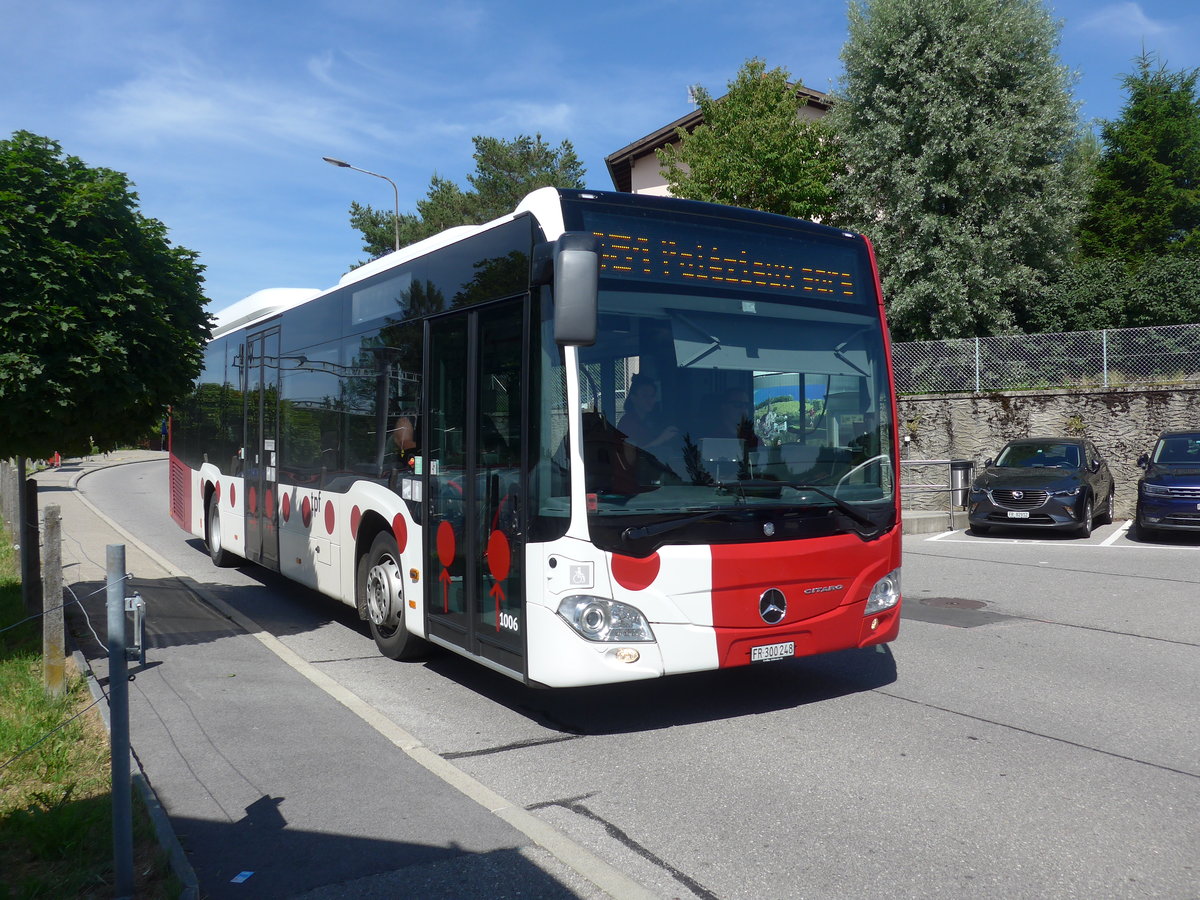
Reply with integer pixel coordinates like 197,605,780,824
42,504,65,696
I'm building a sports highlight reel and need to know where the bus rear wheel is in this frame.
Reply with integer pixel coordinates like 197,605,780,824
206,493,238,568
358,532,424,660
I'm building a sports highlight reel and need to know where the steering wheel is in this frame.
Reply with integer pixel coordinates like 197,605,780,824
835,453,892,494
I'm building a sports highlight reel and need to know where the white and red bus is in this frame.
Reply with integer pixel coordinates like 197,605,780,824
170,188,901,688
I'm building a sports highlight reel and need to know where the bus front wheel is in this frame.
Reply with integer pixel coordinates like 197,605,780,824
358,532,424,660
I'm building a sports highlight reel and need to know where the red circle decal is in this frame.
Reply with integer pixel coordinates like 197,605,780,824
487,530,511,581
213,482,220,503
230,483,236,507
436,520,456,567
392,514,408,552
281,491,291,522
247,486,257,515
612,552,661,591
301,495,312,527
350,506,361,540
324,500,336,535
265,489,275,518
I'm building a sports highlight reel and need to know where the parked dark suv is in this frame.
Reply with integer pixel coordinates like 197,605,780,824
1135,430,1200,539
968,437,1114,537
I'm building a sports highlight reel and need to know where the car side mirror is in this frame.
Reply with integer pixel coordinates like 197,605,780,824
1137,453,1149,468
1090,458,1101,473
983,458,993,468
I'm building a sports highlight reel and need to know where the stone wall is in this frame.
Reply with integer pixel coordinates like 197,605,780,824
897,386,1200,517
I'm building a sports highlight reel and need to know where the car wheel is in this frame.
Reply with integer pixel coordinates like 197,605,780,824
1076,496,1093,538
206,492,239,567
358,531,425,660
1098,489,1114,525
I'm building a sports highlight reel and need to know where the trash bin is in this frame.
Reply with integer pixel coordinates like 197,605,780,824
949,458,974,509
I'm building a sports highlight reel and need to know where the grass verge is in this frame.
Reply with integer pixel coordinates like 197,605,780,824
0,527,178,899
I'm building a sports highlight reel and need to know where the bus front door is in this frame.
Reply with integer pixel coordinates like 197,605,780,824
426,298,526,677
244,327,281,572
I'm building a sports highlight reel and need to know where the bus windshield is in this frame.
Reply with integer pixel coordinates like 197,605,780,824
555,196,895,546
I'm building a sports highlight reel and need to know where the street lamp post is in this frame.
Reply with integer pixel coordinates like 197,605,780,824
322,156,401,253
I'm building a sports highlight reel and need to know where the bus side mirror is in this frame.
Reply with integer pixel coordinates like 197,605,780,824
551,232,598,347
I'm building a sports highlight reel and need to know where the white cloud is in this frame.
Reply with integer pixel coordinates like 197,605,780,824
486,101,576,134
79,57,405,154
1079,2,1168,40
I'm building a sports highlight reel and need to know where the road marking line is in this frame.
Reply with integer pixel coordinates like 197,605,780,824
73,472,660,900
1101,520,1131,547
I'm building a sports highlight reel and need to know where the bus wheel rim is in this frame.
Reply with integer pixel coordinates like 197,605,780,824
365,555,401,627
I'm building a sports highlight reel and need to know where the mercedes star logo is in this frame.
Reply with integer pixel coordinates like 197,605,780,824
759,589,786,625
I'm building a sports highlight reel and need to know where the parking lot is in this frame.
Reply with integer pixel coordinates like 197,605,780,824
902,518,1200,651
929,518,1200,549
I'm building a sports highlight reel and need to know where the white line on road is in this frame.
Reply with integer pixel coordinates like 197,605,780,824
1100,520,1132,547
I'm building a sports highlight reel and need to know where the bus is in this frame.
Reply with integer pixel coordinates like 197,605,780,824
170,188,902,688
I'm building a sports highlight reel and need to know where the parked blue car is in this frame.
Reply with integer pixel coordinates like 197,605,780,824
1135,430,1200,539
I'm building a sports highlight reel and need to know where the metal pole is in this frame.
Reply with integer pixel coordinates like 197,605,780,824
1102,330,1109,388
107,544,134,898
42,505,64,696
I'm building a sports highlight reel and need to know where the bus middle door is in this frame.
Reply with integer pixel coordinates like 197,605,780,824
426,299,526,678
244,327,281,572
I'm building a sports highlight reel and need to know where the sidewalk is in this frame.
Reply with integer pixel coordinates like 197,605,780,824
37,452,626,900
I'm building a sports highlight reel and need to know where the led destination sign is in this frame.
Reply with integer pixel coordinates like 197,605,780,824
592,228,863,303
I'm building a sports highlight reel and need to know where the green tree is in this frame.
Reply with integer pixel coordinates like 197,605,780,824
0,131,210,459
657,59,842,222
1078,52,1200,261
1032,256,1200,332
829,0,1088,340
351,134,585,259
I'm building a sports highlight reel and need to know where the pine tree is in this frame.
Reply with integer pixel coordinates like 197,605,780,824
1079,52,1200,261
350,134,585,259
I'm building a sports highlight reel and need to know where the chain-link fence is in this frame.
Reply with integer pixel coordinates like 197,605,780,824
892,322,1200,394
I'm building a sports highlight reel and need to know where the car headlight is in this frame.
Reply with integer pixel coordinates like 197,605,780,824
557,596,655,642
1049,486,1082,497
1141,482,1170,496
864,568,901,616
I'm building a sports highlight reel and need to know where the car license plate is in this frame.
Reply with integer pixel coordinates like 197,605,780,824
1006,511,1030,519
751,641,794,662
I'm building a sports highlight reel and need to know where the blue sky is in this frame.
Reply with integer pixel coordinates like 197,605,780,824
2,0,1197,317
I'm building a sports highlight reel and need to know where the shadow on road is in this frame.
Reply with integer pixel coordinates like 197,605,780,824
421,643,898,736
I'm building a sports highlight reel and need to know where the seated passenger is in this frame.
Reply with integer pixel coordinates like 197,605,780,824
391,415,418,469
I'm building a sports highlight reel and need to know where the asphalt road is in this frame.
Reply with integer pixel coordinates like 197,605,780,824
83,459,1199,899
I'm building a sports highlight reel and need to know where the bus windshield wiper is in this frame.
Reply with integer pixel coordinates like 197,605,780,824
769,481,883,539
622,509,740,542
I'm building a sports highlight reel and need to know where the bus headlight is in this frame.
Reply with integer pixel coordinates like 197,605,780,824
558,596,654,642
864,568,901,616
